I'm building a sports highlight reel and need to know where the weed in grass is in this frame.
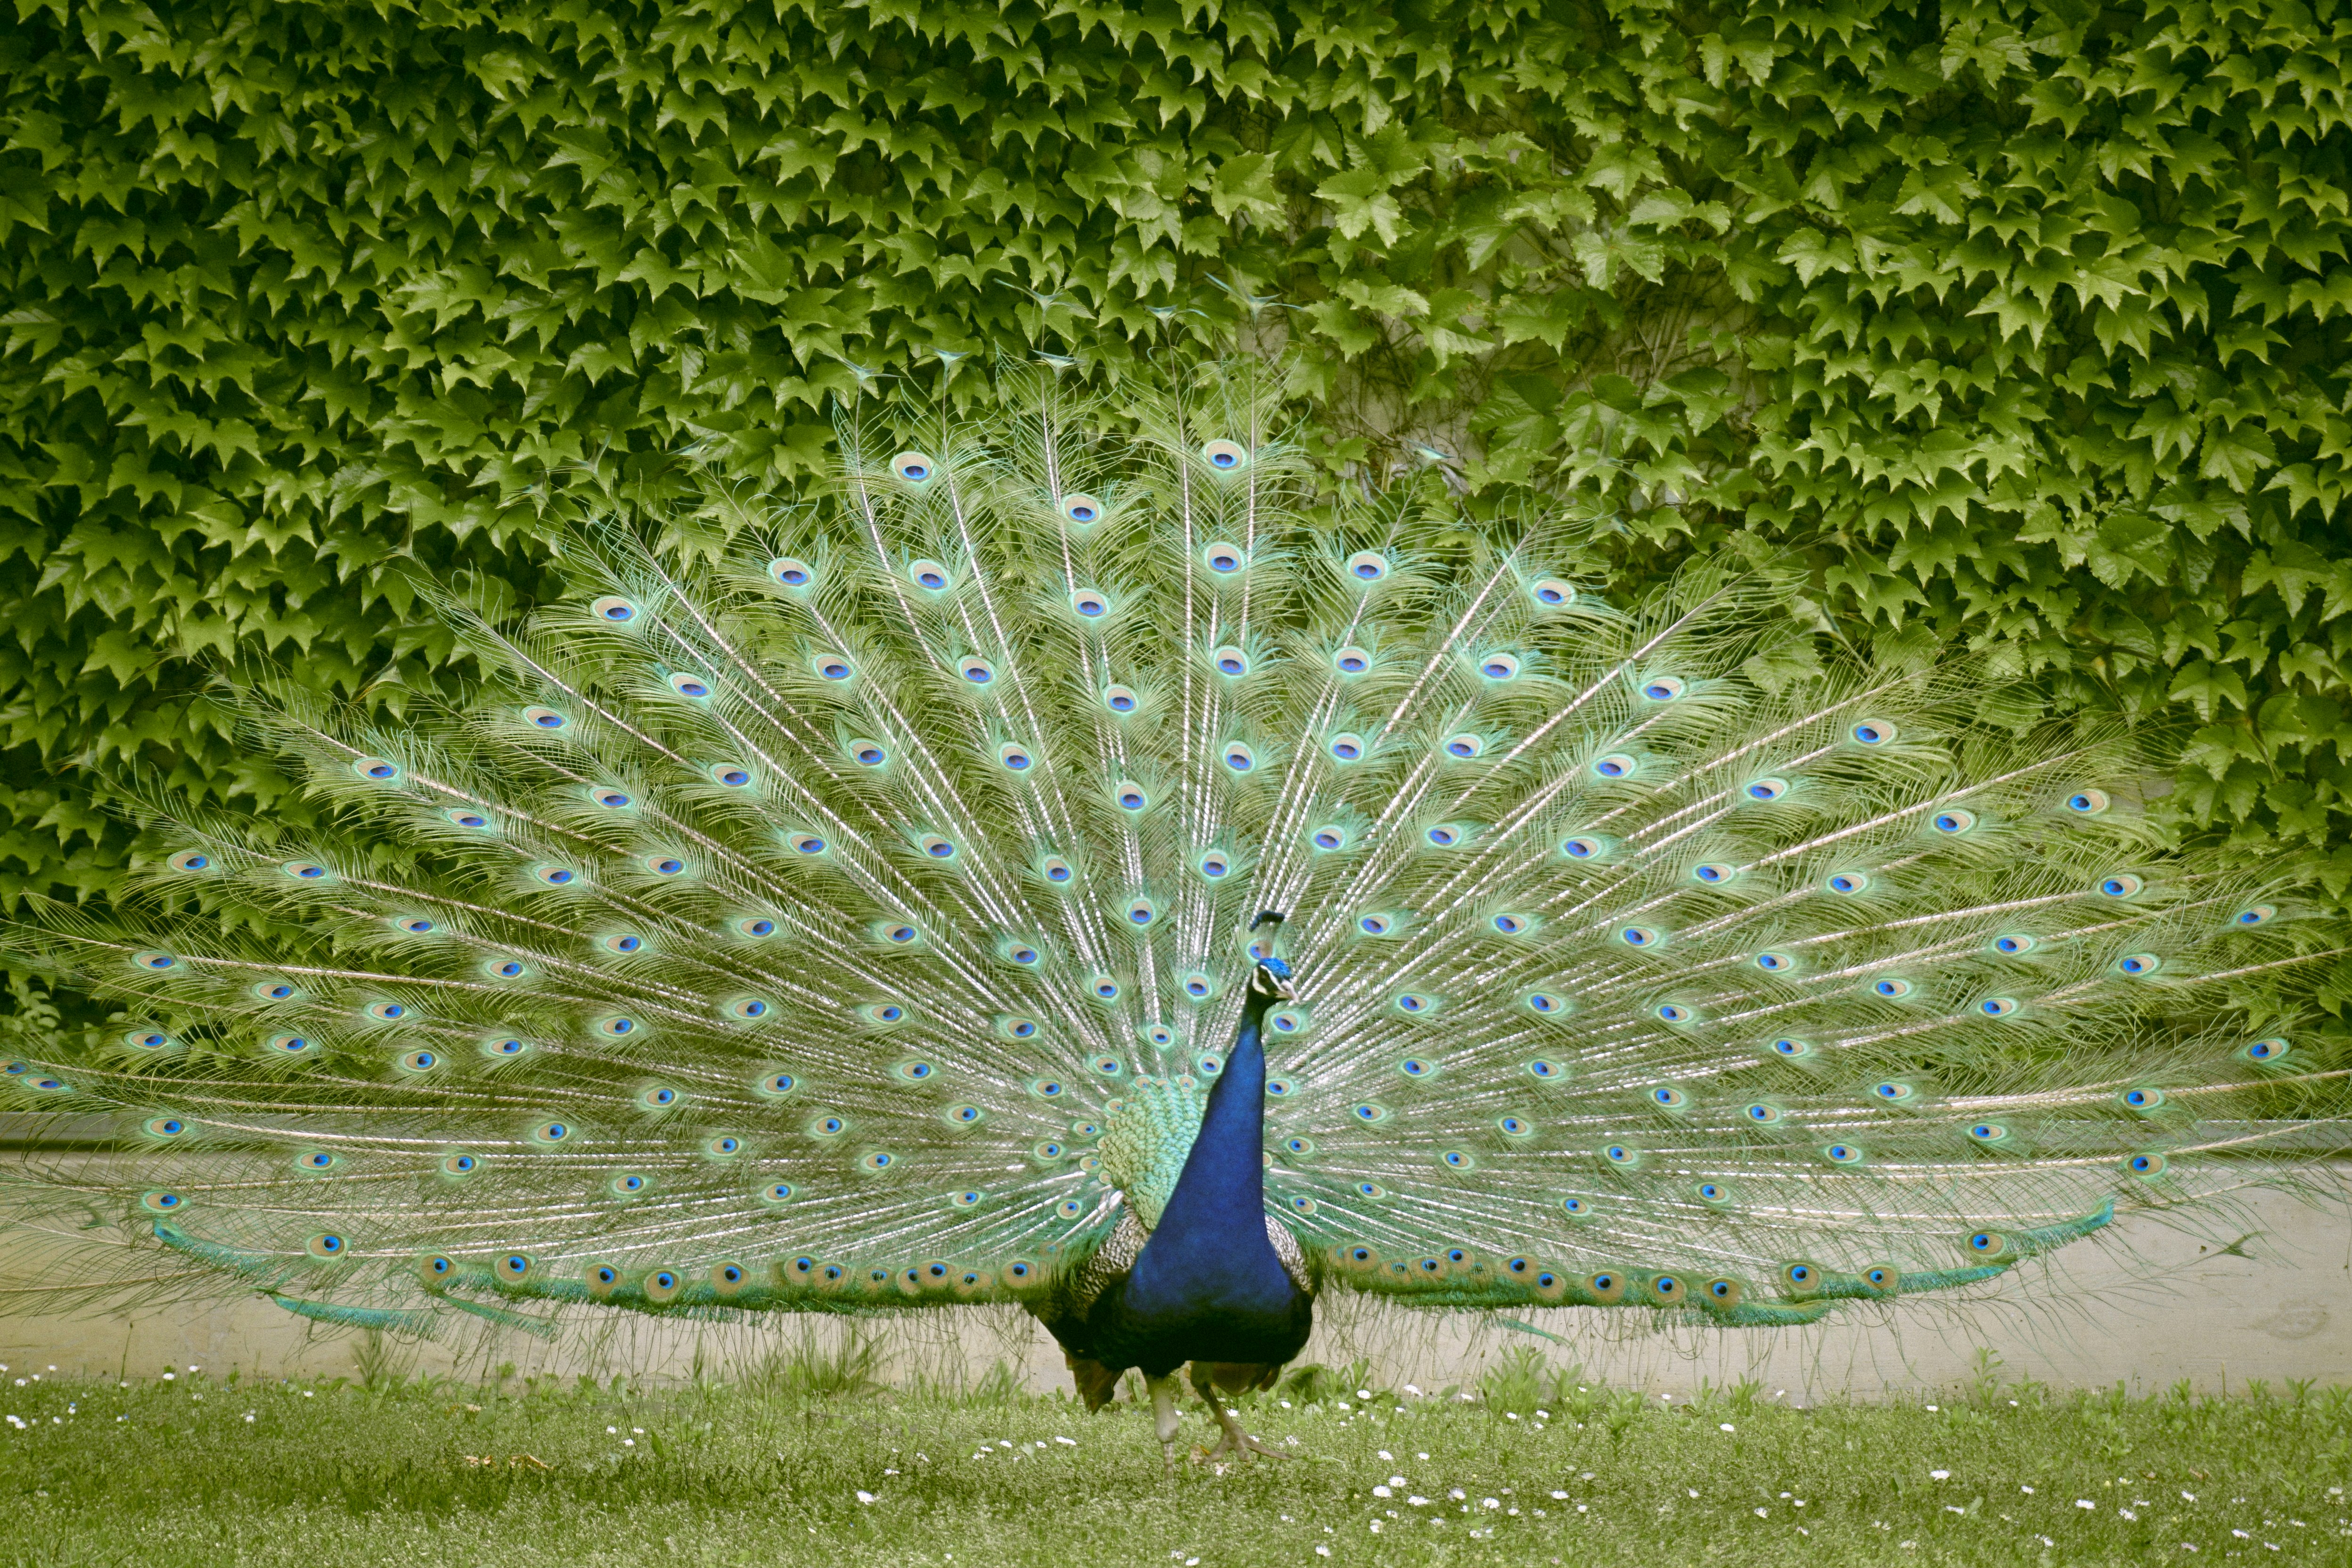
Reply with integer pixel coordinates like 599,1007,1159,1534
0,1357,2345,1566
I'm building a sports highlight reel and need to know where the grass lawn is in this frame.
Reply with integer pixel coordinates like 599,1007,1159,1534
0,1346,2346,1566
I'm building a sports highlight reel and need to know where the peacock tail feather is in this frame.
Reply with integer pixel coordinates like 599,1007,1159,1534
2,364,2343,1338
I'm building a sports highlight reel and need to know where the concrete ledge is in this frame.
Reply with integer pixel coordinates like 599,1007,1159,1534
4,1182,2345,1398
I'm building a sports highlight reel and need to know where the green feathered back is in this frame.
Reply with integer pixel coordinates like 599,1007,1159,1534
3,364,2341,1337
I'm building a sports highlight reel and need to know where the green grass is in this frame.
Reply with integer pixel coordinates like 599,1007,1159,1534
0,1346,2347,1566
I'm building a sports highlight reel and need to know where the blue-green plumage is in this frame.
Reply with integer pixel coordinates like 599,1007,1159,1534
0,367,2338,1467
1048,952,1312,1401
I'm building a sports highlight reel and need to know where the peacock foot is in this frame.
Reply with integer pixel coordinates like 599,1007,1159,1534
1189,1404,1291,1466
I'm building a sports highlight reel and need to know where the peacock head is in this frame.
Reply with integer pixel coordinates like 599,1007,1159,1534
1248,959,1295,1005
1246,911,1294,1004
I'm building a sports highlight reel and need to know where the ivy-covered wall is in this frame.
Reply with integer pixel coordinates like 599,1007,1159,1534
3,0,2350,911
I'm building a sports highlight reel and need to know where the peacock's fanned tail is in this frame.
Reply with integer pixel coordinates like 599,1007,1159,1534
3,365,2343,1337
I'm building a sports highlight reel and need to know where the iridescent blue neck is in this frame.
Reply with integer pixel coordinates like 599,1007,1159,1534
1122,995,1293,1316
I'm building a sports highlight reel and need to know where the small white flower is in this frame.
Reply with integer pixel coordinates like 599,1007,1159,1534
2122,1510,2138,1521
1378,1450,1393,1461
1506,1411,1520,1420
161,1373,173,1382
1388,1475,1407,1487
1316,1549,1330,1558
2078,1500,2097,1509
2183,1492,2197,1502
1931,1470,1950,1480
1054,1436,1076,1445
1368,1522,1381,1534
2022,1486,2035,1494
1373,1486,1392,1498
1551,1490,1569,1500
1481,1499,1499,1511
1925,1404,1936,1411
855,1491,876,1504
1755,1507,1769,1518
606,1426,617,1435
1720,1422,1735,1433
1408,1496,1428,1508
1448,1489,1466,1501
243,1413,254,1423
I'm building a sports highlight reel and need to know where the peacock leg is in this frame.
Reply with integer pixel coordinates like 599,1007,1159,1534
1146,1371,1185,1475
1187,1362,1291,1465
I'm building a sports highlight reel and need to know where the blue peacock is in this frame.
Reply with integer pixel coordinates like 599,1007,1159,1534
2,365,2340,1466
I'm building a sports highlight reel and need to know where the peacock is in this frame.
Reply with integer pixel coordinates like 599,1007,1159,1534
1,363,2342,1467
